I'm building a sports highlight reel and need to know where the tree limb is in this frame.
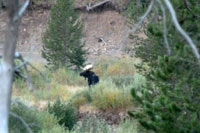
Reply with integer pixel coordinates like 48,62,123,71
14,69,27,79
27,62,49,82
163,0,200,64
9,112,33,133
85,0,111,11
119,0,154,51
156,0,171,55
16,53,35,91
15,46,35,70
14,0,30,21
130,0,154,33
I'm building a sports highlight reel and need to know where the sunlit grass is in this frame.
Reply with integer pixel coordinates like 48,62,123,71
13,57,142,111
90,80,133,110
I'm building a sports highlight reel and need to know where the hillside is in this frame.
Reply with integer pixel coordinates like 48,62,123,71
0,0,146,63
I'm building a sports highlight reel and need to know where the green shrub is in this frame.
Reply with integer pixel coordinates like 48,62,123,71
48,98,77,130
71,90,92,108
131,73,146,90
93,57,138,78
91,80,132,110
72,116,110,133
116,119,147,133
110,75,134,88
35,110,66,133
40,125,66,133
50,68,87,86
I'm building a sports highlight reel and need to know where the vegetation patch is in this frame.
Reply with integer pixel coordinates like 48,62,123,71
48,98,78,130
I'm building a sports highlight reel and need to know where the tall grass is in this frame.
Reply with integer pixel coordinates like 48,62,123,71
13,66,87,104
72,116,111,133
93,56,139,78
11,57,149,133
90,79,133,110
116,119,148,133
13,57,139,110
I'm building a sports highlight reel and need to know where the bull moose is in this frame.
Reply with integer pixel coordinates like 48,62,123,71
80,64,99,87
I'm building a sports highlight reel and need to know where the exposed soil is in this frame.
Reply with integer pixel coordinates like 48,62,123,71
0,4,146,63
0,9,49,62
78,105,130,125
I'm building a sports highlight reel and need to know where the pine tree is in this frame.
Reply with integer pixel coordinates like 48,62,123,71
127,0,200,132
42,0,87,69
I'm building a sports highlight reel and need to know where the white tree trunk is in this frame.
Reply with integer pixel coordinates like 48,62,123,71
0,0,19,132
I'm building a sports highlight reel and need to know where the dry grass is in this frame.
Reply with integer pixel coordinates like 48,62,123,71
13,57,141,111
12,64,86,108
93,56,140,77
92,88,132,110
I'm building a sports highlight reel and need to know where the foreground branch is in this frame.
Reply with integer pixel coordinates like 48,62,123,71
9,112,33,133
164,0,200,64
0,0,29,132
130,0,154,33
156,0,171,55
15,52,35,91
119,0,154,51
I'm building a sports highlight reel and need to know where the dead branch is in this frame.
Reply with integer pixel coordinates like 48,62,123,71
85,0,111,11
27,62,49,82
15,56,49,83
15,52,35,91
130,0,154,33
14,69,27,79
9,112,33,133
11,98,30,109
14,50,49,89
164,0,200,64
14,0,30,21
156,0,171,55
15,46,35,70
119,0,154,51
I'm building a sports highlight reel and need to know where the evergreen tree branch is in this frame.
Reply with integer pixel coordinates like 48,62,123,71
163,0,200,64
183,0,200,19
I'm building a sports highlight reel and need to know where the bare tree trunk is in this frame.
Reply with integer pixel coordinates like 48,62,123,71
0,0,19,132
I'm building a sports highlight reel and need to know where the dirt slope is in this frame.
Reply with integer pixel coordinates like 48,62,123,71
0,5,146,63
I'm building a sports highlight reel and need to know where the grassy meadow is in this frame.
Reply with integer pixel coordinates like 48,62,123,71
11,57,148,133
